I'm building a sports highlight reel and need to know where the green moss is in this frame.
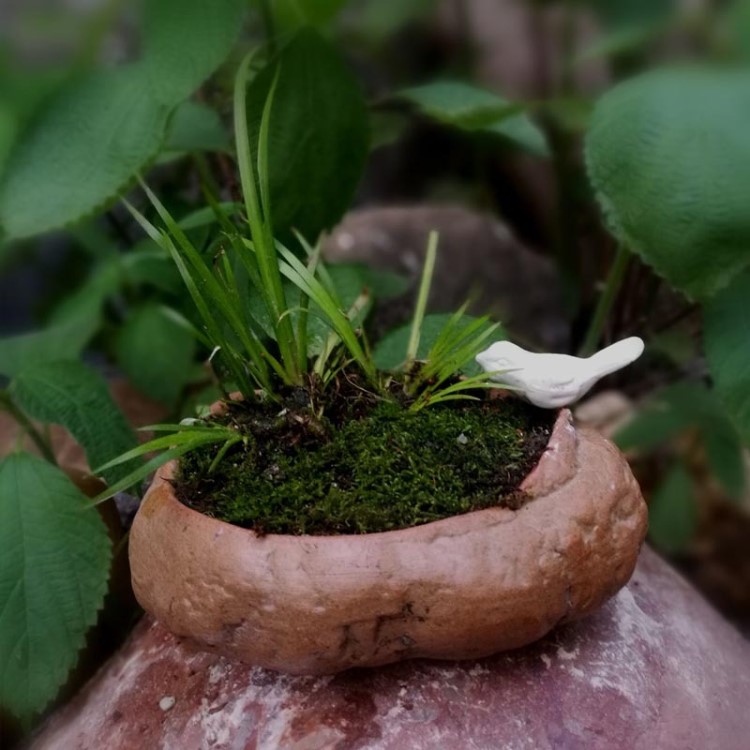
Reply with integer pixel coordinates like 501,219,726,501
175,394,552,534
176,393,553,536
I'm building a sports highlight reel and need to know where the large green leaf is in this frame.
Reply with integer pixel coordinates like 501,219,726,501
400,81,549,157
10,361,138,485
245,28,369,241
162,101,229,155
647,461,697,554
0,64,172,239
585,68,750,299
115,304,197,408
704,270,750,446
0,0,244,240
142,0,246,104
0,453,111,721
0,67,64,183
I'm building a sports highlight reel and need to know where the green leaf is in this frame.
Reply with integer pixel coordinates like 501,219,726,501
277,245,375,378
369,110,410,150
0,0,245,239
374,313,504,375
588,0,675,29
142,0,246,104
615,385,697,452
400,81,549,157
616,381,746,499
704,422,747,502
10,361,138,485
177,202,242,231
247,263,375,356
360,266,410,300
648,461,697,554
245,28,369,240
0,302,102,379
0,453,111,721
48,259,122,325
121,245,182,294
724,0,750,61
343,0,435,43
273,0,348,28
575,23,665,65
115,304,197,408
0,104,17,178
704,270,750,446
585,68,750,299
303,265,373,356
0,64,172,239
162,101,229,155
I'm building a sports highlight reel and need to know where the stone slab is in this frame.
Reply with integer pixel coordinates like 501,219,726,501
31,547,750,750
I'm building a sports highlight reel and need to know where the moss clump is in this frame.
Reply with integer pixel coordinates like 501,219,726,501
175,391,553,535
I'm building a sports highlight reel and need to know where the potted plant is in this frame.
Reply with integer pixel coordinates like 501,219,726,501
92,50,648,674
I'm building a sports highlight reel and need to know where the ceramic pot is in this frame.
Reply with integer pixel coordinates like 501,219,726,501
128,409,647,674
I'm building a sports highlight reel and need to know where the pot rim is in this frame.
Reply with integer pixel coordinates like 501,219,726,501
143,407,574,543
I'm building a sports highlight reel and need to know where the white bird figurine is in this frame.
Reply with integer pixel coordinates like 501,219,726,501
475,337,645,409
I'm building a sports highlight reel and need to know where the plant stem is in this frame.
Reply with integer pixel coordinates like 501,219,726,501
579,244,631,356
0,391,57,464
193,153,222,202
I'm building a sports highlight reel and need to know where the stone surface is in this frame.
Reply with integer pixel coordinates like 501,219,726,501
127,411,646,673
323,205,568,349
31,547,750,750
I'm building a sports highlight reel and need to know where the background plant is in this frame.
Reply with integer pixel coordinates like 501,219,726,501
0,0,517,728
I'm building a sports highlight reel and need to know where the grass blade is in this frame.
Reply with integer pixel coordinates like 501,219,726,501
277,246,376,382
406,230,438,367
234,51,299,380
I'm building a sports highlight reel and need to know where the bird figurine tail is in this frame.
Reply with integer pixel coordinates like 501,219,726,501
587,337,645,378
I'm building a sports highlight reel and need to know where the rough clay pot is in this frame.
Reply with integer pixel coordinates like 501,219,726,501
128,408,647,674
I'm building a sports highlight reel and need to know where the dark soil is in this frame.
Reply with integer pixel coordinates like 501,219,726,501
174,375,554,535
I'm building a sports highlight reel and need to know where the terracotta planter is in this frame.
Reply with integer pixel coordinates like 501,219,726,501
128,409,647,674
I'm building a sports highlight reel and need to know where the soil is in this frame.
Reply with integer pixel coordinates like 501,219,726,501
173,374,554,535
